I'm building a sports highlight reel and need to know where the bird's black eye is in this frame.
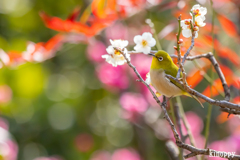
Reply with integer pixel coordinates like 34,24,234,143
158,56,163,61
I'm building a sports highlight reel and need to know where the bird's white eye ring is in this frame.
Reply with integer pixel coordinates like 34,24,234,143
158,56,163,61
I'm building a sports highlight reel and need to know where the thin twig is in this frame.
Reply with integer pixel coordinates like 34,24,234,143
175,16,188,87
182,32,195,63
220,108,240,115
176,97,197,147
176,15,182,70
176,15,196,81
173,103,184,160
174,103,184,142
176,97,201,160
170,100,177,126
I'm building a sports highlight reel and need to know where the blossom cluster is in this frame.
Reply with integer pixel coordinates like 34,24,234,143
102,4,207,67
102,32,156,67
181,4,207,38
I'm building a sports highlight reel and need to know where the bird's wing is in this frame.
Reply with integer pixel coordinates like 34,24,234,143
165,67,204,108
164,67,184,91
164,66,204,108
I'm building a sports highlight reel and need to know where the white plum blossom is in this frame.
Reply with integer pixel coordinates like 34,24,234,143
181,19,191,29
181,4,207,38
181,19,198,38
133,32,156,54
109,39,128,49
190,4,207,18
102,39,130,67
195,16,206,27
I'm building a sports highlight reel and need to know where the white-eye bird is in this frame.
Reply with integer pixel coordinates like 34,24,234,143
148,50,204,108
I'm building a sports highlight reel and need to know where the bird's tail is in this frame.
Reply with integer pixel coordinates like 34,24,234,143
183,92,204,108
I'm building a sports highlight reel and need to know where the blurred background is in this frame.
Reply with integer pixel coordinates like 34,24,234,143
0,0,240,159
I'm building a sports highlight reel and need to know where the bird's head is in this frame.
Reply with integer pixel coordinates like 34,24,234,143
148,50,173,70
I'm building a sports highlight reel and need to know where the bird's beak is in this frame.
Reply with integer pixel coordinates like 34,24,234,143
148,53,156,57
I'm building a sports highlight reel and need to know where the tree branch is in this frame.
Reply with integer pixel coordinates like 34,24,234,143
173,103,184,160
116,48,240,159
170,53,230,101
165,74,239,113
176,18,195,82
174,104,184,142
176,15,183,78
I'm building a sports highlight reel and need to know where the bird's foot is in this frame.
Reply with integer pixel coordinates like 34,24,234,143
156,91,161,97
177,78,183,82
166,96,173,103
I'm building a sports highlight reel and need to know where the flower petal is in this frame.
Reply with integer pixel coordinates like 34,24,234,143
134,35,143,44
134,44,143,52
142,32,153,41
148,38,156,47
182,29,192,38
192,4,200,10
134,44,150,54
200,7,207,16
194,31,198,38
195,16,206,27
102,54,109,59
121,40,129,48
141,46,151,54
123,48,131,61
110,39,114,45
180,20,185,27
106,46,114,54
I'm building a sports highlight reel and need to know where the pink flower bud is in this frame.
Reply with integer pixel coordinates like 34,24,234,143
178,39,183,44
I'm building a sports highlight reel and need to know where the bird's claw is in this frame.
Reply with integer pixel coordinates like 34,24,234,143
162,101,167,107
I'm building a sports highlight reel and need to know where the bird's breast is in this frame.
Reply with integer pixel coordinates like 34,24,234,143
150,69,183,97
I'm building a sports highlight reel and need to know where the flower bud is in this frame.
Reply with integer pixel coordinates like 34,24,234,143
177,39,183,44
184,20,191,25
193,26,199,31
174,46,177,50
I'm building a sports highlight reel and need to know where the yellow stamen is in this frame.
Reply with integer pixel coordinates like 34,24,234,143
114,50,121,55
193,9,200,16
142,40,148,47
